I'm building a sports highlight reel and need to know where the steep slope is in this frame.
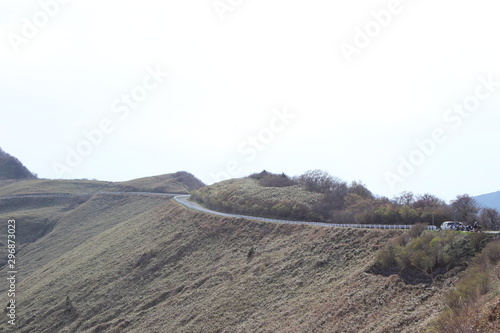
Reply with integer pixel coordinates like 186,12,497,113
2,199,479,333
0,194,168,281
476,191,500,211
0,148,36,180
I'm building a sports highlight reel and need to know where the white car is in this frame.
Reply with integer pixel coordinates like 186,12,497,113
440,221,463,230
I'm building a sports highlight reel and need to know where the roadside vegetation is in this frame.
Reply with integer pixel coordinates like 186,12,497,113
192,170,500,229
373,227,500,332
373,226,492,282
429,239,500,332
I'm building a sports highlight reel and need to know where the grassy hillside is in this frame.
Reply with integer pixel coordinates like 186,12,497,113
0,171,204,196
0,148,36,180
2,196,499,332
0,179,110,196
192,177,323,221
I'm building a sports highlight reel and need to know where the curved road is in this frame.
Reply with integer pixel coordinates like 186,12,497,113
173,195,421,230
0,191,430,230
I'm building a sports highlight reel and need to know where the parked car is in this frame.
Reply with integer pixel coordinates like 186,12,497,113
440,221,463,230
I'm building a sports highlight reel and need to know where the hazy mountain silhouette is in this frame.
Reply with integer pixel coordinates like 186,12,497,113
475,191,500,211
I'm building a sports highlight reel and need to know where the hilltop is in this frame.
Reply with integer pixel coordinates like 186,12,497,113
0,171,204,197
0,149,203,195
191,174,323,221
0,147,36,180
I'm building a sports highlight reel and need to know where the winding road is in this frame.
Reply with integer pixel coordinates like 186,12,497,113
173,195,421,230
0,191,427,230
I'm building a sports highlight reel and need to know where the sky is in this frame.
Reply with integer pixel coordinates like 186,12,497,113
0,0,499,202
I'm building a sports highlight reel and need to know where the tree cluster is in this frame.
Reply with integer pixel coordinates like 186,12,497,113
293,170,500,229
249,170,298,188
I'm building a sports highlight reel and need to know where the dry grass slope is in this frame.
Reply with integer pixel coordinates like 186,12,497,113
0,194,168,283
2,174,498,332
1,198,472,333
0,179,109,196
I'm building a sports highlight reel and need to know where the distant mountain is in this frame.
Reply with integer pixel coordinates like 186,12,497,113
474,191,500,211
0,147,37,180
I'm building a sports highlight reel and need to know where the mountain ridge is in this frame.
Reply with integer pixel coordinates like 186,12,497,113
475,190,500,211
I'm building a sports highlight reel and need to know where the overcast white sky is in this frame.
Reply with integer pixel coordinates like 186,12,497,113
1,0,499,202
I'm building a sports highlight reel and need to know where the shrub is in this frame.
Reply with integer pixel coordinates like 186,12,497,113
248,170,271,180
374,231,493,280
408,223,428,239
247,247,254,258
433,303,483,333
394,246,411,271
391,233,409,247
468,232,491,253
429,238,499,332
259,173,297,187
481,240,500,264
375,246,396,268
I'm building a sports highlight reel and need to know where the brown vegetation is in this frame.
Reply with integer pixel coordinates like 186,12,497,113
432,239,500,332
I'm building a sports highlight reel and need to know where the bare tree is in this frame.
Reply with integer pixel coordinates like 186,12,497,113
324,180,348,210
451,194,479,224
413,193,445,209
479,208,500,231
348,181,373,199
298,170,349,218
297,169,335,193
393,191,415,206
